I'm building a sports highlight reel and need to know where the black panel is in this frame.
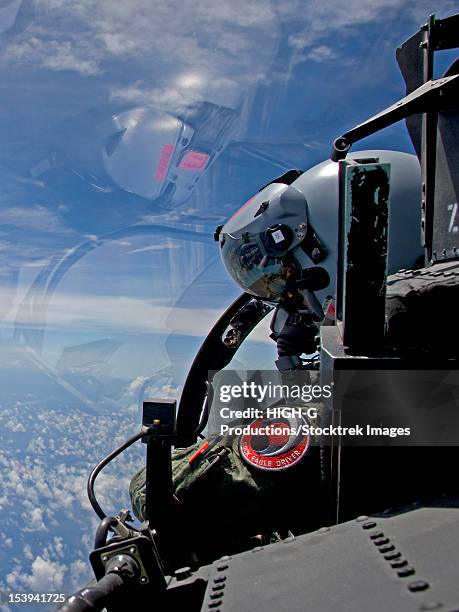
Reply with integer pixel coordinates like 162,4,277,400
396,28,425,157
432,13,459,51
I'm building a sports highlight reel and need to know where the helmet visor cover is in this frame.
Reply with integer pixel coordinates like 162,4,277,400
220,233,296,302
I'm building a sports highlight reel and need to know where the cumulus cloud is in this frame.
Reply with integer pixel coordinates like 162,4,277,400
23,544,34,561
0,397,149,595
5,418,26,432
22,507,47,532
20,555,65,590
126,375,149,394
69,559,91,592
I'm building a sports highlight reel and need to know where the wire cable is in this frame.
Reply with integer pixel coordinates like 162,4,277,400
87,430,148,520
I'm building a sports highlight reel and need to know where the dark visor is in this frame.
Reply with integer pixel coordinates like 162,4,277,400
220,233,295,302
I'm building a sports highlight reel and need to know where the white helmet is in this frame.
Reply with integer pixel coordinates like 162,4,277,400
218,150,422,303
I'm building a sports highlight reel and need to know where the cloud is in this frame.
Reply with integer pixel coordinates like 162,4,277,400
6,287,223,335
291,43,337,64
2,283,274,342
126,375,149,394
0,399,149,593
69,559,91,592
1,0,457,112
2,0,453,140
277,0,459,71
6,35,100,74
0,205,69,233
282,0,457,42
19,555,65,590
2,0,279,108
23,545,34,561
5,418,26,432
308,45,337,63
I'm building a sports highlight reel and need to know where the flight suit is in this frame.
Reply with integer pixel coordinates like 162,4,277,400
129,300,324,567
130,401,323,567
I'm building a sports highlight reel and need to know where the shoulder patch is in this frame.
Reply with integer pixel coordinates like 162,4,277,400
239,416,309,471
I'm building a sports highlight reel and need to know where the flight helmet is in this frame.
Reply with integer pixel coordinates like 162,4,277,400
217,150,422,304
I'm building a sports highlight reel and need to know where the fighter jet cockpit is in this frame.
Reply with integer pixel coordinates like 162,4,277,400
0,3,458,612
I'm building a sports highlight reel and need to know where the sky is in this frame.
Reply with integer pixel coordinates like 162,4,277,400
0,0,457,604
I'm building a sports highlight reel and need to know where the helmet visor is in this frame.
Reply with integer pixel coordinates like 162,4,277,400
220,233,294,302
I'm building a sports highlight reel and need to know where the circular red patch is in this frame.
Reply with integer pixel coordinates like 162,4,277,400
266,422,290,446
239,417,309,471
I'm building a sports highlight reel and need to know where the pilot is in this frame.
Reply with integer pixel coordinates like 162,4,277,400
217,149,423,371
129,149,423,568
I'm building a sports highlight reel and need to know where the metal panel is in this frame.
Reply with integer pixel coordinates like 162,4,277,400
201,507,459,612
